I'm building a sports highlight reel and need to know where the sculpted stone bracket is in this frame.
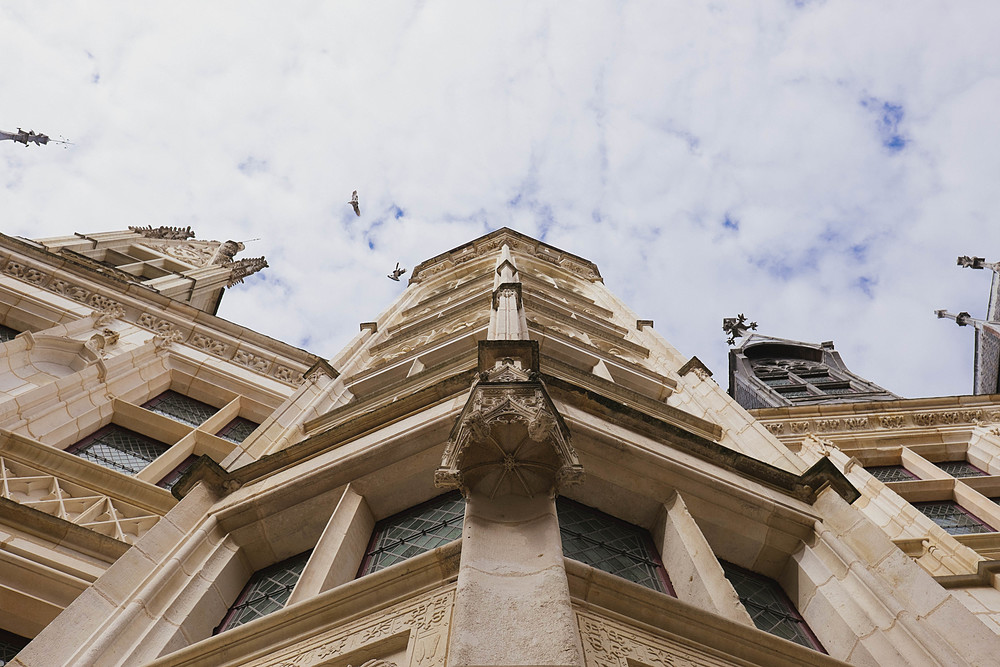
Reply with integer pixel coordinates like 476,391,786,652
436,361,583,498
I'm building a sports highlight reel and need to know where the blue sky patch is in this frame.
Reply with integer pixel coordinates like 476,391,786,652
238,156,268,175
861,96,907,152
722,214,739,231
855,275,876,298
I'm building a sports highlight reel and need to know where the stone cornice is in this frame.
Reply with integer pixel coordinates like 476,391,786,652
179,366,857,507
0,237,320,386
751,395,1000,438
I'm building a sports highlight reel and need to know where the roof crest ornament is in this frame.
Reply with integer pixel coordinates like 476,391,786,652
723,313,758,346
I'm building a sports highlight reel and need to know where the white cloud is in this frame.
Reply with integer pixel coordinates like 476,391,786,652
2,1,999,399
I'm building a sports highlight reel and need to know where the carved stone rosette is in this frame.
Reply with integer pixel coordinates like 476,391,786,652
436,363,583,498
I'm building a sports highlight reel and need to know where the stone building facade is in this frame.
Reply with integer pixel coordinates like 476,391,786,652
1,226,999,666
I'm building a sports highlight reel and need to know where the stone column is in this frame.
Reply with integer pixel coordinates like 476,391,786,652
448,492,583,666
437,341,585,667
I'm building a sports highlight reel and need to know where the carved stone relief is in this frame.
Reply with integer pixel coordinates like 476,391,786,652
879,415,906,429
137,312,180,337
578,610,739,667
436,367,583,497
2,260,47,285
244,588,453,667
190,333,229,357
234,349,272,373
139,242,217,266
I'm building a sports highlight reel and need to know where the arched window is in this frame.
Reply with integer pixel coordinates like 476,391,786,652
214,550,312,634
357,492,465,577
556,497,672,594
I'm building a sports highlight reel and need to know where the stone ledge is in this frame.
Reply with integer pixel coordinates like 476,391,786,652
566,559,848,666
146,540,461,667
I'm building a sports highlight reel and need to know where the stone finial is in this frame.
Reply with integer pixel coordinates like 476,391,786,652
723,313,758,346
636,319,654,330
936,309,981,328
958,255,1000,272
128,225,196,240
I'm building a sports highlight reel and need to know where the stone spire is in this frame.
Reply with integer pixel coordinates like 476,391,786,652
487,243,530,340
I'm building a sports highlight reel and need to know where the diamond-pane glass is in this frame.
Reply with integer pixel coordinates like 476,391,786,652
157,454,199,491
915,501,994,535
557,498,669,593
359,492,465,576
719,561,824,651
215,550,311,634
216,417,260,444
0,629,29,665
69,425,170,475
866,465,918,483
0,325,19,343
935,461,987,478
142,390,218,427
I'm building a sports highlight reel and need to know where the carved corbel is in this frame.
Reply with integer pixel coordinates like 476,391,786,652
436,369,583,499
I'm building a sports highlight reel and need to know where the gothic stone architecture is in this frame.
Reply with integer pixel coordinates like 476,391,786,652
1,227,1000,666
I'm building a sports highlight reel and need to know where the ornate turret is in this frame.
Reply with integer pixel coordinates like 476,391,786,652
26,227,268,314
728,328,899,410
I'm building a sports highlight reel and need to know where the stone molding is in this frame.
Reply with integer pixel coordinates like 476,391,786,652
755,405,1000,438
0,454,162,545
0,248,308,386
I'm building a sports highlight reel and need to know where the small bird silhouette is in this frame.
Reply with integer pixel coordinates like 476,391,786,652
387,262,407,281
349,190,360,217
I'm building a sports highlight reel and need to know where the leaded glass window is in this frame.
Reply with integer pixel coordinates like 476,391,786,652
142,390,218,427
0,629,29,665
866,465,918,483
358,492,465,576
216,417,260,444
935,461,987,478
214,550,311,634
67,425,171,475
0,325,20,343
157,454,199,491
557,498,672,594
914,501,994,535
719,560,825,652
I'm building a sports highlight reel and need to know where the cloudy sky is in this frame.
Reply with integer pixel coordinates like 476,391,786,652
2,2,999,398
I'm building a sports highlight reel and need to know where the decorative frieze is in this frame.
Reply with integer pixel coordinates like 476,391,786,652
2,260,47,285
845,417,870,430
789,421,811,434
244,588,453,667
879,415,906,429
578,610,736,667
763,408,998,437
234,349,271,373
51,279,90,301
137,312,181,337
190,333,229,357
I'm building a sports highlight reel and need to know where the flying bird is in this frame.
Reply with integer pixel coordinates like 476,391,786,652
349,190,360,217
388,263,407,281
